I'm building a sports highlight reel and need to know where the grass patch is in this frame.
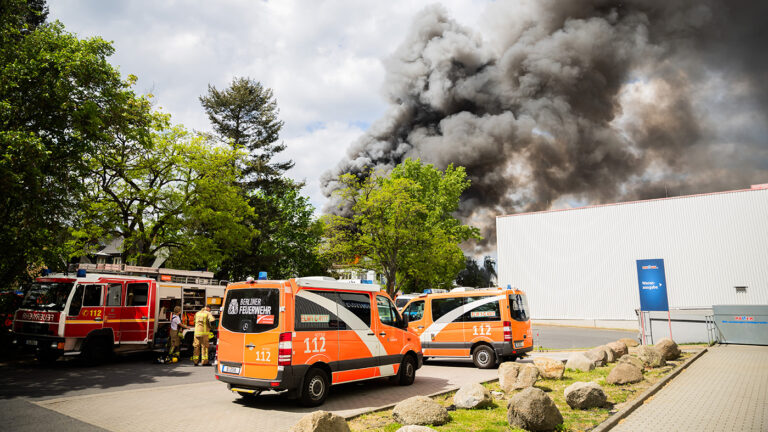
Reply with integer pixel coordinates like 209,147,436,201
349,353,691,432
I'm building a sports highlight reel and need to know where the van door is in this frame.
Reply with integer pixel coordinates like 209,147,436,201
336,292,379,382
462,295,503,348
425,297,467,357
293,290,340,374
403,299,426,336
223,287,281,380
104,282,123,343
374,295,402,376
65,283,106,338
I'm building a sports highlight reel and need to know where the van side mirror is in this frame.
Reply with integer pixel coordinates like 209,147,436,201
401,311,409,328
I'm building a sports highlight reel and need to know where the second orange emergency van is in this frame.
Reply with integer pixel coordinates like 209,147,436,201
401,287,532,368
215,276,422,406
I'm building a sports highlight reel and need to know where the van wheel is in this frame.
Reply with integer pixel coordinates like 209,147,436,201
300,368,330,407
472,345,496,369
398,355,417,386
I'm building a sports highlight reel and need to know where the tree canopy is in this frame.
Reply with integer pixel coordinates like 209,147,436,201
456,256,497,288
0,0,152,286
323,159,481,296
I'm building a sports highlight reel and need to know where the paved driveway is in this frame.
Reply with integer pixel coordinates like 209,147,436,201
31,361,497,432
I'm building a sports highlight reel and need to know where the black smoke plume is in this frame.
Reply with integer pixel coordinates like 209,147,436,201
321,0,768,251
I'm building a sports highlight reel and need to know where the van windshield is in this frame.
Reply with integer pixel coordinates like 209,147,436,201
21,282,74,311
509,293,530,322
222,288,279,333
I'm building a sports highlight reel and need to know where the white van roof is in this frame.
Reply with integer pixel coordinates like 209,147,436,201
295,277,382,293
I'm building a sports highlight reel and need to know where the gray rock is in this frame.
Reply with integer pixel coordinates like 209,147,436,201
396,427,437,432
393,396,450,426
499,362,521,392
290,411,350,432
564,381,608,409
637,345,666,368
599,345,616,363
618,354,645,370
655,338,681,360
533,357,565,380
606,363,644,384
453,382,493,409
619,337,639,348
565,352,595,372
607,341,629,358
507,387,564,432
585,348,607,367
491,391,505,399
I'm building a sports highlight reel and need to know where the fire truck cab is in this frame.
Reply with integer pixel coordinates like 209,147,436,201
11,265,226,363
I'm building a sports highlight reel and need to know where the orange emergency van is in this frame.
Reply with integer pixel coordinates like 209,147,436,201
215,277,423,406
401,287,532,369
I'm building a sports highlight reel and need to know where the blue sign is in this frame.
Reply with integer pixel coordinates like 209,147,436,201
636,259,669,311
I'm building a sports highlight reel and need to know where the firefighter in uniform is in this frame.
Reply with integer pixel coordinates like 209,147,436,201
192,305,215,366
168,306,187,361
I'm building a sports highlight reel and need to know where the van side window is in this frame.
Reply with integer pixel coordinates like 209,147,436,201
106,283,122,306
83,284,103,307
125,283,149,306
376,296,399,327
338,293,371,328
403,300,424,321
431,297,464,321
460,297,500,322
295,290,346,331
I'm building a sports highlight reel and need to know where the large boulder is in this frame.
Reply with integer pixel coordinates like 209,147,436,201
499,362,539,392
396,427,437,432
507,387,564,432
618,354,645,370
533,357,565,380
607,341,629,358
564,382,608,409
606,363,644,385
637,345,666,368
393,396,450,426
291,411,350,432
585,348,607,367
453,382,493,409
655,338,682,360
619,338,639,348
599,345,616,363
565,352,595,372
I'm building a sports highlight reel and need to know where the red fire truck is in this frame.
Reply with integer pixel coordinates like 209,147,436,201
11,265,226,363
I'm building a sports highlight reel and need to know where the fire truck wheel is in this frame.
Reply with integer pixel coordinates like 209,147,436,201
299,367,330,407
397,354,417,386
472,345,496,369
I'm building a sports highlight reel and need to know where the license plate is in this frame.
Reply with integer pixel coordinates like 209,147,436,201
26,339,38,346
514,341,525,348
221,365,241,374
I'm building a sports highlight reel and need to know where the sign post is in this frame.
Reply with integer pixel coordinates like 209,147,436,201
636,259,671,343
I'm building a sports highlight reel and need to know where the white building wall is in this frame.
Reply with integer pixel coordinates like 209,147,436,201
496,188,768,323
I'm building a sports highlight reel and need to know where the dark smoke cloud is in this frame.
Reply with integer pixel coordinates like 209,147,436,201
321,0,768,251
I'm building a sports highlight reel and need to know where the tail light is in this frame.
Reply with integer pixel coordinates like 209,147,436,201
278,332,292,366
503,321,512,342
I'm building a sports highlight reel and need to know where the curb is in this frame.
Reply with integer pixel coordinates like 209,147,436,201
344,377,500,421
591,348,708,432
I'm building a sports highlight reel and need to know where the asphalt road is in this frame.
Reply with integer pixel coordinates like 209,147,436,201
0,325,637,431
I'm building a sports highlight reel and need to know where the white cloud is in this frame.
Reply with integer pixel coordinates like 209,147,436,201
48,0,491,209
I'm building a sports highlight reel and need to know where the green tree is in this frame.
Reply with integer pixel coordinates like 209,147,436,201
324,159,481,296
0,1,150,287
71,123,254,269
199,76,292,192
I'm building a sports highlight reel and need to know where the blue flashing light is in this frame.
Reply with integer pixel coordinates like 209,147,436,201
258,271,268,280
423,289,432,294
41,268,51,276
361,279,373,284
506,284,512,290
76,269,87,278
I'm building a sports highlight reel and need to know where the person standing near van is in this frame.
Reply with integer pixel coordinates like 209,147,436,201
168,306,187,361
192,305,215,366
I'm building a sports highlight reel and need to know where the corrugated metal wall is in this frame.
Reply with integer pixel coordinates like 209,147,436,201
496,188,768,320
